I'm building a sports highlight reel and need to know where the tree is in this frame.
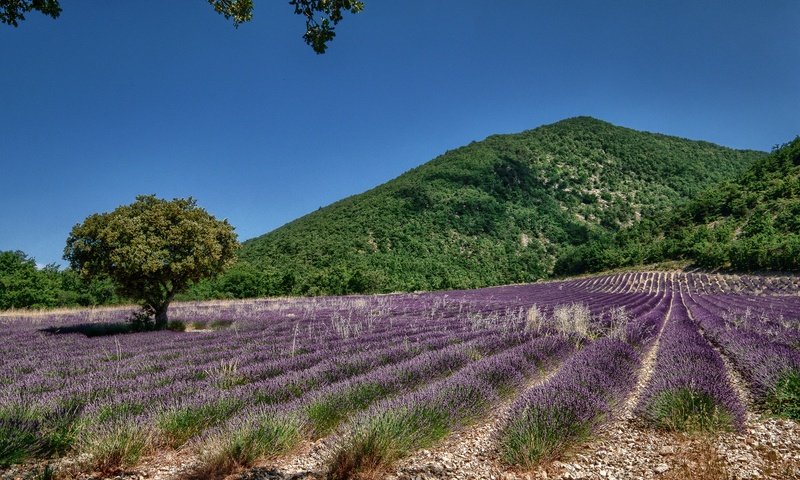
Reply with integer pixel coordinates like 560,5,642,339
0,0,364,54
0,250,52,309
64,195,239,329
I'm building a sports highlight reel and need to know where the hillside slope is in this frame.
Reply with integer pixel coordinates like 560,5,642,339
193,117,763,297
557,137,800,274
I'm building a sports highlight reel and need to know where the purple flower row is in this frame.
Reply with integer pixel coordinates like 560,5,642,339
683,292,800,419
325,335,575,477
635,293,745,431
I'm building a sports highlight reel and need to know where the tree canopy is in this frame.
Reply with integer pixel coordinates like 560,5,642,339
64,195,239,328
0,250,117,309
0,0,364,53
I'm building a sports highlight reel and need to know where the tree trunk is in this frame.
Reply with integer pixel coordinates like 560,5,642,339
151,289,175,331
154,303,169,330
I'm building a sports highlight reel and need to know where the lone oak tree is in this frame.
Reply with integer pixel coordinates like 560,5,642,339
0,0,364,54
64,195,239,329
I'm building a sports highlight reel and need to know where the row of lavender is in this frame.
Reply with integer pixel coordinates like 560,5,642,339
1,271,796,474
498,283,673,467
634,293,745,431
570,271,800,296
684,293,800,420
0,277,646,471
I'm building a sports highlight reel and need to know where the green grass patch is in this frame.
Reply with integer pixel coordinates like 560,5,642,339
764,370,800,420
158,399,242,447
500,406,592,468
194,412,302,478
328,406,453,480
0,417,39,467
96,402,145,423
187,319,234,331
644,388,735,432
305,383,388,437
84,421,151,472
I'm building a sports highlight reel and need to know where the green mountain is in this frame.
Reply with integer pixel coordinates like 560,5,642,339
190,117,764,298
557,136,800,274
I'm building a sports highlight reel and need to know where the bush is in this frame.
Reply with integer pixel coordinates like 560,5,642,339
166,320,186,332
127,309,155,332
765,370,800,420
644,388,736,432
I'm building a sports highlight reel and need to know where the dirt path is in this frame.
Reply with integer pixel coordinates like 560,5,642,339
262,432,343,478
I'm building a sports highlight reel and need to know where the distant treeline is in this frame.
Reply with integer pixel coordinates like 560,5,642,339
0,251,120,309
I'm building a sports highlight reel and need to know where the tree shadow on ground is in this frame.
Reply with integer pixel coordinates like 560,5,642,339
39,322,134,337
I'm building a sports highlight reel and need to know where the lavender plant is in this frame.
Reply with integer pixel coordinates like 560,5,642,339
328,336,574,478
499,337,640,467
636,295,745,431
684,293,800,420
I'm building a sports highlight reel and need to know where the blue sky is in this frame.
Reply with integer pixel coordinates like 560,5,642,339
1,1,798,266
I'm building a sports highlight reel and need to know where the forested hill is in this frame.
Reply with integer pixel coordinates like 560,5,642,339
557,136,800,274
190,117,763,298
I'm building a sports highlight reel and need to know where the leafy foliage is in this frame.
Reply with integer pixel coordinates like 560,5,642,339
64,195,239,327
558,137,799,274
0,250,117,310
0,0,60,27
1,0,362,53
765,370,800,420
289,0,364,53
193,117,759,298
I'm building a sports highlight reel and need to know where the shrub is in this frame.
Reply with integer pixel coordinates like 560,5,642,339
193,410,302,479
765,370,800,420
128,309,156,332
166,320,186,332
643,388,736,432
0,406,80,468
83,421,152,472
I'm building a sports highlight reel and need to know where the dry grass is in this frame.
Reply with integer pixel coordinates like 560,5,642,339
606,305,630,340
0,303,136,318
757,442,800,479
525,304,545,334
662,435,729,480
553,303,591,337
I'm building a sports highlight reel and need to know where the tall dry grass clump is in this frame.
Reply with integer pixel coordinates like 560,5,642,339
553,303,591,337
525,304,545,334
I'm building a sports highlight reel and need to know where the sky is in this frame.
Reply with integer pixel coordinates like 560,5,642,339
1,1,798,266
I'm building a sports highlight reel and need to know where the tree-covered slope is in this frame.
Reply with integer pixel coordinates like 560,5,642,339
192,117,763,297
557,137,799,274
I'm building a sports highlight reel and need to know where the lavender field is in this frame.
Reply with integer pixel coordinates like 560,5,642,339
1,272,799,479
